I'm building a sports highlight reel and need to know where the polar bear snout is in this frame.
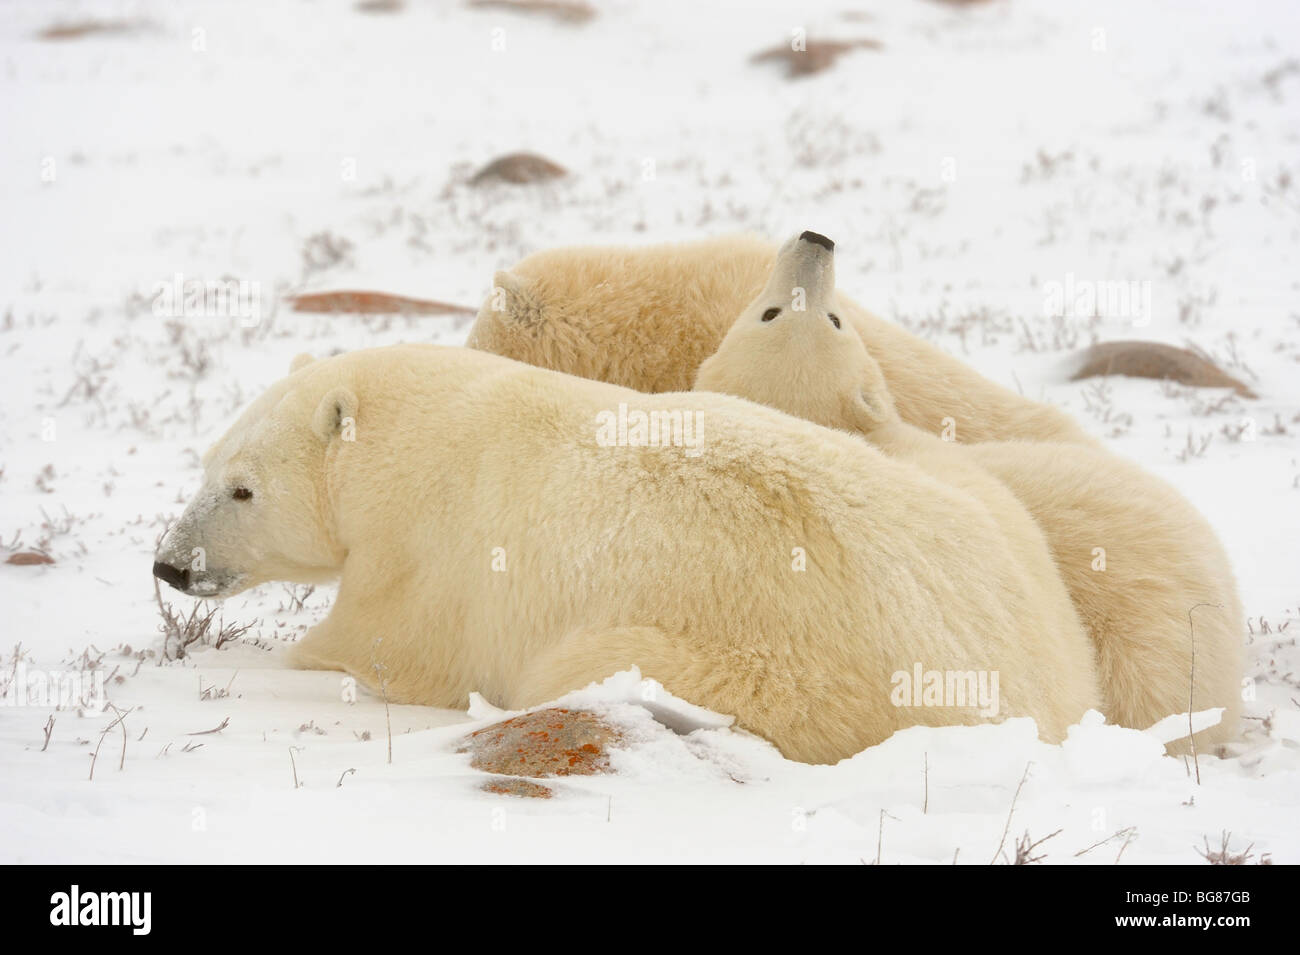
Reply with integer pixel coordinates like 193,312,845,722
766,230,837,312
151,557,242,598
152,560,191,593
799,230,835,252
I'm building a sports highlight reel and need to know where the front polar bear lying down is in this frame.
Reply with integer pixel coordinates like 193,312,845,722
154,344,1102,764
696,232,1244,752
466,233,1093,446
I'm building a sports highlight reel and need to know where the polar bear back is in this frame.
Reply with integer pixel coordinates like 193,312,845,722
279,345,1099,760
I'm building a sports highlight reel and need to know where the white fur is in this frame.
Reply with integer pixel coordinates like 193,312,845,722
466,233,1092,444
159,344,1104,764
696,234,1244,752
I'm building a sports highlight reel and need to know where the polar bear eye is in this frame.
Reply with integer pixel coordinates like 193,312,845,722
761,307,780,322
232,487,253,501
828,313,841,329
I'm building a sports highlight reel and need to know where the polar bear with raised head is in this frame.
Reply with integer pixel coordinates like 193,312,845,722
695,232,1244,751
466,234,1093,445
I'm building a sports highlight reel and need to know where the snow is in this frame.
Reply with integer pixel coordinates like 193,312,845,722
1,0,1297,864
1143,707,1224,746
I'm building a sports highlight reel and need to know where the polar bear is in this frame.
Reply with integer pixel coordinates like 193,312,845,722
466,233,1091,445
153,344,1102,764
696,232,1244,751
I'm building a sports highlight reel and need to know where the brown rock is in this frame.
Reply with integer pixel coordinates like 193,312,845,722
356,0,405,12
288,291,476,316
751,39,882,78
459,708,622,777
470,152,568,186
1071,341,1257,398
467,0,595,25
481,777,554,798
37,19,148,41
6,551,54,566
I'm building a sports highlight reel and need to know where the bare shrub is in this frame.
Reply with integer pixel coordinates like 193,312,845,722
1196,831,1270,865
153,577,255,660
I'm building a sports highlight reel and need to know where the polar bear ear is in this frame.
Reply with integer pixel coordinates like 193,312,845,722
846,356,897,433
290,353,315,374
489,270,532,319
312,386,358,442
493,270,524,295
852,388,892,429
776,233,803,257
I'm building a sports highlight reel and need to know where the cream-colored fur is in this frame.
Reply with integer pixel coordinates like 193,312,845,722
962,446,1245,751
156,344,1103,764
466,233,1092,444
696,233,1243,752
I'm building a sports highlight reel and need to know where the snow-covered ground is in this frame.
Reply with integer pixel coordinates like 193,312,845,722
1,0,1297,863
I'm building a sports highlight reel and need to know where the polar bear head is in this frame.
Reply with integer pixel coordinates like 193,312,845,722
694,231,896,433
152,354,352,598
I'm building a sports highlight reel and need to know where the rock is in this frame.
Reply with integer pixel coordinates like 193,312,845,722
288,291,476,316
36,19,149,41
470,152,568,186
480,777,554,798
1071,341,1257,398
467,0,596,25
6,551,54,566
751,39,882,78
458,708,622,777
356,0,405,12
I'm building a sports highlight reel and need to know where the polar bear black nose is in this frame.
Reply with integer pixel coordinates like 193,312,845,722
152,561,190,592
799,231,835,252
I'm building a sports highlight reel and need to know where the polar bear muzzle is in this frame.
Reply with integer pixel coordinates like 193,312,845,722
799,230,834,252
152,560,190,592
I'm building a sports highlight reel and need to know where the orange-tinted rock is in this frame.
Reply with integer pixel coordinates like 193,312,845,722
751,39,882,78
288,291,475,316
481,777,554,798
6,551,54,566
467,0,595,25
459,708,621,777
36,20,148,41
